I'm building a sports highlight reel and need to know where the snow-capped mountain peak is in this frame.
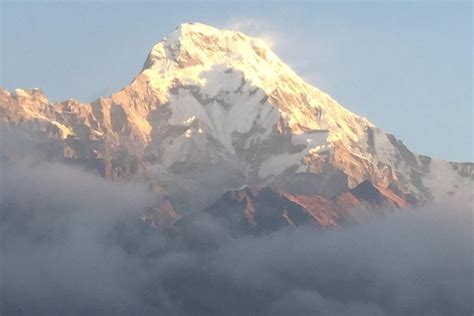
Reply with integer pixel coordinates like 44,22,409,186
137,23,374,155
141,22,297,108
144,22,279,70
1,23,472,208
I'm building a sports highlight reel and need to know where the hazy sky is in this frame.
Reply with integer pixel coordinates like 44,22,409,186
1,1,472,161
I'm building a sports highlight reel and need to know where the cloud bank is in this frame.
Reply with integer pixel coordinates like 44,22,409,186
0,160,472,315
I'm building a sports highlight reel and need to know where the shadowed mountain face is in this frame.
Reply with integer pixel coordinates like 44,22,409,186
175,181,406,235
1,22,473,229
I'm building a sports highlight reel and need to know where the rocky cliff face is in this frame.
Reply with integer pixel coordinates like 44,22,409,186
1,23,472,228
198,181,407,234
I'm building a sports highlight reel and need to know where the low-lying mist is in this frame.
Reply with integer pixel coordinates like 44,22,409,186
0,160,472,316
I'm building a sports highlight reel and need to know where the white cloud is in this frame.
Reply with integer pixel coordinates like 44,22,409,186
223,18,279,49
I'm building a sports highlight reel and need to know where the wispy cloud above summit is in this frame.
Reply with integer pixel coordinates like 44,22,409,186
224,18,279,49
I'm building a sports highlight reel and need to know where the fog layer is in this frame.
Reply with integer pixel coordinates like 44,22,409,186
1,161,472,315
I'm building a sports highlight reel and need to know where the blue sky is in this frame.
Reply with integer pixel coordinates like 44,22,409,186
1,1,472,161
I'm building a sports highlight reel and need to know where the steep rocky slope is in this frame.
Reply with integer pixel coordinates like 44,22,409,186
199,181,407,234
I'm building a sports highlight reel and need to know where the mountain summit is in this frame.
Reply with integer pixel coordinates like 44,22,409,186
1,23,472,217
